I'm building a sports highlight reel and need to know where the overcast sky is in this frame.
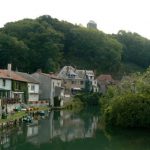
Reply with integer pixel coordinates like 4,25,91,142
1,0,150,39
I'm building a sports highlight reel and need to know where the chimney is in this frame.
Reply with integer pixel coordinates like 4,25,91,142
7,64,12,71
7,64,12,77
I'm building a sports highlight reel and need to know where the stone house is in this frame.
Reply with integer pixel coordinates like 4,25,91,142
58,66,98,96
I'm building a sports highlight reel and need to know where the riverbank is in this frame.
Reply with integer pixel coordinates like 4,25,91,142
0,106,49,129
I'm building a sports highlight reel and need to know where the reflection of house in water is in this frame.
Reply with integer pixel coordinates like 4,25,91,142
27,120,39,138
27,119,51,145
27,110,99,145
0,134,10,149
51,111,99,141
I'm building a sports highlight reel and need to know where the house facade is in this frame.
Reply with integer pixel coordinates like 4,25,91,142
0,67,29,114
32,70,64,107
15,72,39,102
0,70,12,99
50,75,64,106
0,69,28,103
58,66,98,96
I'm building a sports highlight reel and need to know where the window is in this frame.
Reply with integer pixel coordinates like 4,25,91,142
2,79,6,86
31,85,35,91
80,81,84,85
72,80,76,84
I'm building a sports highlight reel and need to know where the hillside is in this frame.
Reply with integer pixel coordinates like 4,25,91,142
0,15,150,76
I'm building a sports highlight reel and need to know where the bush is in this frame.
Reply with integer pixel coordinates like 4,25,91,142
75,93,101,106
104,93,150,128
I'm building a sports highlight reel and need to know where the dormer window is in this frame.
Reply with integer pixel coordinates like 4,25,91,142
68,73,76,79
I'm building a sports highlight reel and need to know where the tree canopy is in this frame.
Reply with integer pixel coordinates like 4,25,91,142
0,15,150,75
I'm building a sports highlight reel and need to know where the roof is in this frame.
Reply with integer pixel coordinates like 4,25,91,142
32,72,61,80
15,72,39,83
58,66,95,79
88,20,96,24
0,69,28,82
97,75,113,81
0,69,11,79
49,74,61,80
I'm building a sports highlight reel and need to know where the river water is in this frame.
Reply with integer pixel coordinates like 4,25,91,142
1,108,150,150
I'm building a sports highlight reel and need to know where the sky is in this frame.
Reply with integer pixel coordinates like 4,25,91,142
0,0,150,39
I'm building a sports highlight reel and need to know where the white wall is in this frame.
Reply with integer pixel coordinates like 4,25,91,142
28,83,39,101
28,94,39,102
28,83,39,93
0,78,11,90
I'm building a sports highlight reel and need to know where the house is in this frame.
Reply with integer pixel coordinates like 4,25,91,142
0,69,12,100
97,74,114,94
0,68,28,103
31,70,64,107
0,69,12,115
0,64,29,114
15,72,39,103
58,66,98,96
49,74,64,107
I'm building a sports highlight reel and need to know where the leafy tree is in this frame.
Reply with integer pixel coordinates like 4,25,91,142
0,33,29,71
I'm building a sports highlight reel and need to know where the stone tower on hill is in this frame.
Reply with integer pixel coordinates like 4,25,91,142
87,20,97,29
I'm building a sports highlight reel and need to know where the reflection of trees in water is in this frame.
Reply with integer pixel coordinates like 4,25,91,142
0,125,27,150
72,107,100,134
1,110,150,150
103,128,150,150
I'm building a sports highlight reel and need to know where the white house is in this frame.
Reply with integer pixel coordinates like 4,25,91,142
15,72,39,102
0,70,12,99
0,70,12,108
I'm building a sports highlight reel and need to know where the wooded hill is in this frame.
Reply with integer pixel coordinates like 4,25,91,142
0,15,150,77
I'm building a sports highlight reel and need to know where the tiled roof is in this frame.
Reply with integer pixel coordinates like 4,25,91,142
97,75,113,81
49,74,62,80
32,72,61,80
0,69,28,82
15,72,39,83
0,69,11,79
58,66,94,79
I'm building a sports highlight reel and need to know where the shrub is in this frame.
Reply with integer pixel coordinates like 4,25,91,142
104,93,150,128
75,93,101,106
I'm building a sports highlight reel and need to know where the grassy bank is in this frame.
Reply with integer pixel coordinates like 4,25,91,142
0,106,49,124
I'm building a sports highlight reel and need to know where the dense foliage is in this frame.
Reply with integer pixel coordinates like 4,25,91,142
0,15,150,74
103,68,150,128
113,30,150,73
75,93,101,106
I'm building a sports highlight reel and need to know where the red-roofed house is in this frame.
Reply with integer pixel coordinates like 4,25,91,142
0,64,29,104
97,74,114,94
0,69,12,100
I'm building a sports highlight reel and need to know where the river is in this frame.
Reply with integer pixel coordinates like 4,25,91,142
1,108,150,150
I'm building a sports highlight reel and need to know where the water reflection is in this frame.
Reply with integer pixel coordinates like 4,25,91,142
1,109,150,150
27,109,99,145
